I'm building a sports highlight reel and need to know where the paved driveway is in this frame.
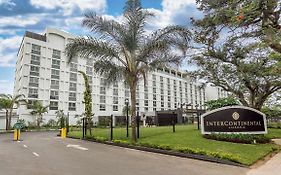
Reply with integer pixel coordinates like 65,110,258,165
0,132,248,175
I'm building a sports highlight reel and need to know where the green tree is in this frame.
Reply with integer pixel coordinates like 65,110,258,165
205,97,239,110
79,71,94,136
0,94,26,130
192,1,281,110
194,0,281,53
65,0,191,143
30,101,48,127
55,110,66,128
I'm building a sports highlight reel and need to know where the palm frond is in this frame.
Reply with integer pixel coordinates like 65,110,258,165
82,12,127,45
94,60,126,86
65,37,127,66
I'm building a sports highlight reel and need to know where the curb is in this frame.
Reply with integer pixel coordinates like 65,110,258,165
67,136,246,167
0,129,59,134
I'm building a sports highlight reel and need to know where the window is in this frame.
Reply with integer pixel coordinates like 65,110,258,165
143,92,148,99
168,102,171,108
153,81,156,87
100,95,106,103
69,92,76,101
145,107,148,111
52,49,61,59
113,82,118,88
153,101,156,107
29,77,39,87
161,102,164,108
100,87,106,95
28,88,38,98
70,63,77,72
50,80,59,89
153,94,156,100
49,101,58,110
100,78,106,86
51,59,60,69
99,104,106,111
113,89,118,96
113,96,118,104
153,108,156,111
125,90,130,97
30,66,39,76
144,100,148,106
136,99,139,106
153,87,156,93
161,95,164,101
50,90,59,100
51,69,60,79
31,55,40,65
70,73,77,81
152,74,156,80
69,82,76,91
113,105,118,111
31,44,40,55
86,66,93,75
87,75,93,84
68,102,76,111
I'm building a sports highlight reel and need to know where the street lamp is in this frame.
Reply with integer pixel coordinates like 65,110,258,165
195,104,199,130
125,99,129,137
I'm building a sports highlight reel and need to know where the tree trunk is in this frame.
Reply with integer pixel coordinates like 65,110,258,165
8,108,13,130
5,110,9,130
129,79,137,143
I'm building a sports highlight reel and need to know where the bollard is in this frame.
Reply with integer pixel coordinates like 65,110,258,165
61,128,66,139
13,129,18,141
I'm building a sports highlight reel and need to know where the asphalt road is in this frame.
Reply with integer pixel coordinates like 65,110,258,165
0,132,248,175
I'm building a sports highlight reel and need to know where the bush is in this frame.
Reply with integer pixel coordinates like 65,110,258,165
203,133,270,144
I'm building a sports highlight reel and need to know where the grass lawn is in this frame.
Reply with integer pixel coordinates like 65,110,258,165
68,125,281,165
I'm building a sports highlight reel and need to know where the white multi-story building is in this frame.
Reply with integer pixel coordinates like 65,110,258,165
14,28,227,125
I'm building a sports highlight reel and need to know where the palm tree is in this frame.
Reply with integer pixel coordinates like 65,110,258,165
65,0,191,142
0,94,26,130
30,101,48,128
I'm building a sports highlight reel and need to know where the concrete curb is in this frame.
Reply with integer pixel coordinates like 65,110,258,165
0,129,59,134
67,136,246,167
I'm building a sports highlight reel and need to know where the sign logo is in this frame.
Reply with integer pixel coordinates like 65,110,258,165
232,112,240,120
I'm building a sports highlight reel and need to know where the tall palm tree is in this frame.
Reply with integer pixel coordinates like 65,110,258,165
65,0,191,142
30,101,48,127
0,94,26,130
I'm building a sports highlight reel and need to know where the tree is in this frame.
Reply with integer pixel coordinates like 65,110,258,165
55,110,66,128
79,71,94,136
30,101,48,127
205,97,239,110
192,0,281,110
194,0,281,53
0,94,26,130
65,0,191,142
191,40,281,110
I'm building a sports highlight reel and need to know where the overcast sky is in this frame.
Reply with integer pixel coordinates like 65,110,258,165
0,0,201,94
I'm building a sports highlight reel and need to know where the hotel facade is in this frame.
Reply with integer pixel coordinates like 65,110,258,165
14,28,228,125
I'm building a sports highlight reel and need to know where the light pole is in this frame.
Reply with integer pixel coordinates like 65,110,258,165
195,104,199,130
125,99,129,137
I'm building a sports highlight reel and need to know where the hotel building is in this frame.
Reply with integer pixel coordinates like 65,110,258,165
14,28,228,125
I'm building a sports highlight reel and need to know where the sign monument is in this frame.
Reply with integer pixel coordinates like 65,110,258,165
201,106,267,134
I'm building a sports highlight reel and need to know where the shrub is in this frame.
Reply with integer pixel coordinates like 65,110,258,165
203,133,270,144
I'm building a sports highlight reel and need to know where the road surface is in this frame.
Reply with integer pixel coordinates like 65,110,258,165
0,132,248,175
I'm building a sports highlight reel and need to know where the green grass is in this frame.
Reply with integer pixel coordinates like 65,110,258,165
68,125,280,165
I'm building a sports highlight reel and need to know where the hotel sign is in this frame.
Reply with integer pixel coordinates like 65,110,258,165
201,106,267,134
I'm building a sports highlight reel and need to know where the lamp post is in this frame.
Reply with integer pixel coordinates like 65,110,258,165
195,104,199,130
125,99,129,137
